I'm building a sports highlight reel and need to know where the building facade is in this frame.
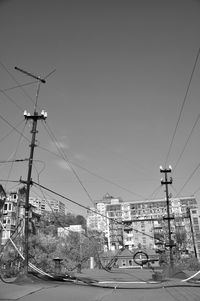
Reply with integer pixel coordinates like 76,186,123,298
87,194,200,259
41,199,66,215
0,191,66,246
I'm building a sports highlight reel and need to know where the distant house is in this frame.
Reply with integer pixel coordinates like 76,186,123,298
100,247,159,269
57,225,85,237
100,248,135,268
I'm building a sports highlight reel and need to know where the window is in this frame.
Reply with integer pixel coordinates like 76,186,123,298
8,203,12,211
2,232,8,239
4,204,7,211
193,217,199,224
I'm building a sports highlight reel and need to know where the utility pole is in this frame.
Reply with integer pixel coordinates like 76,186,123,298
160,166,174,269
15,66,47,275
23,110,47,274
187,207,198,258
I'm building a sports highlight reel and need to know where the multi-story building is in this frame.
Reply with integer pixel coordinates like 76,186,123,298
1,192,18,245
87,193,124,250
0,191,66,245
0,192,42,245
87,194,200,259
41,199,66,215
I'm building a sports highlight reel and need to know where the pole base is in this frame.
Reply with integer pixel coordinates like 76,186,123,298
14,271,39,284
162,265,188,279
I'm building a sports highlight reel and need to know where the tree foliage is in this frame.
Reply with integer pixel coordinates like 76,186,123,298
1,202,105,277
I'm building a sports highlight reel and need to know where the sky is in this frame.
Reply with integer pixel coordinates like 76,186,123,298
0,0,200,216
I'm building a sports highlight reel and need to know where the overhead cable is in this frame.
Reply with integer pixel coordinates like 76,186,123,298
0,120,24,144
4,121,27,190
1,81,38,92
42,121,95,205
175,161,200,197
164,48,200,167
173,112,200,172
0,88,23,111
37,139,145,199
0,61,35,106
32,180,162,242
0,113,30,143
69,160,145,199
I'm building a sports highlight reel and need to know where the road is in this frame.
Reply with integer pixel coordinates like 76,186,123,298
0,268,200,301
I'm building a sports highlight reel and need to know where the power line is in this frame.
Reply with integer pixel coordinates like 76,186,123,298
37,136,146,199
0,88,24,111
175,161,200,197
173,112,200,172
164,47,200,167
0,120,24,144
1,81,38,92
192,184,200,195
42,121,95,206
69,160,146,199
0,61,36,106
32,180,161,242
0,113,30,143
37,137,146,199
4,121,27,190
147,184,162,200
0,177,161,242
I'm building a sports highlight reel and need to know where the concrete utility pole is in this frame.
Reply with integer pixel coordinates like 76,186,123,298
23,110,47,274
15,66,47,275
160,166,174,269
187,207,198,258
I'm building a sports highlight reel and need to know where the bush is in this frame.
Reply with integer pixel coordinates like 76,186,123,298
176,256,200,271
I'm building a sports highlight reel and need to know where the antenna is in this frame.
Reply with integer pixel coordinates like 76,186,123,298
15,66,46,83
15,66,47,112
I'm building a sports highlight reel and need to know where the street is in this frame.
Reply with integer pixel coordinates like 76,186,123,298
1,268,200,301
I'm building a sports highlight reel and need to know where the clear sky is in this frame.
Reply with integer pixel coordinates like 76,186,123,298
0,0,200,215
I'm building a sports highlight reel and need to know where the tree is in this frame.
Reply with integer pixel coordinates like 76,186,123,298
28,233,60,273
28,213,89,273
175,228,187,250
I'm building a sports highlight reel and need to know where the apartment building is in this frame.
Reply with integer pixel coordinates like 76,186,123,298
87,194,200,259
0,191,66,245
1,192,18,245
41,199,66,215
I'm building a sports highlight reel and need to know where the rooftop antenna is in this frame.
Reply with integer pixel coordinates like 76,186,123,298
15,66,47,277
14,66,46,112
14,66,46,83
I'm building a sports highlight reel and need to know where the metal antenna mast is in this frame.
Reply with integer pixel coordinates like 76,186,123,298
15,66,47,275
